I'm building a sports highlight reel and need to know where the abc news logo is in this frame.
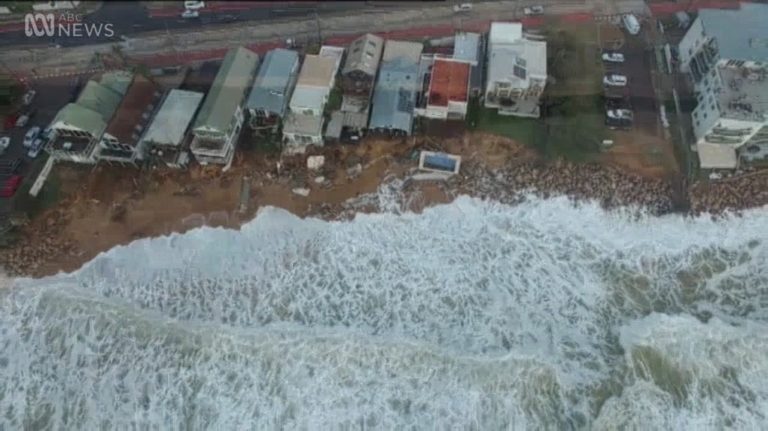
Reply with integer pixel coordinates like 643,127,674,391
25,13,114,38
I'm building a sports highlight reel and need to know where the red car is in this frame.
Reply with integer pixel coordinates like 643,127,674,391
0,175,23,198
3,113,18,130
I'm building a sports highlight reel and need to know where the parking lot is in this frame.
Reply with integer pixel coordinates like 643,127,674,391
596,19,679,177
0,75,78,214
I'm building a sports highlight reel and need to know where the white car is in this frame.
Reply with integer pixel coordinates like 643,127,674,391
22,90,36,106
0,136,10,155
15,115,29,128
453,3,472,13
184,1,205,10
622,14,641,35
603,74,628,87
27,138,44,158
523,5,544,16
181,9,199,19
23,126,40,147
607,109,634,120
602,52,625,63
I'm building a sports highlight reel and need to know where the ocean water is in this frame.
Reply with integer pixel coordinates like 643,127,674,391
1,195,767,430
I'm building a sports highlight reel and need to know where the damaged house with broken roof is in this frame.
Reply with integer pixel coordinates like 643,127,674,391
46,71,134,164
677,3,768,169
325,33,384,143
368,40,423,136
484,22,547,118
190,47,260,166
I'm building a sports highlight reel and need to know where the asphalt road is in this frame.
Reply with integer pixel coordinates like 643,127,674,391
0,1,402,48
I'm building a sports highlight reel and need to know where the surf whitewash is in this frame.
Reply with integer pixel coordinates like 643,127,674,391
1,196,767,429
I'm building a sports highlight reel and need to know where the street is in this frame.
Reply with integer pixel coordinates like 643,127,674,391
0,1,366,48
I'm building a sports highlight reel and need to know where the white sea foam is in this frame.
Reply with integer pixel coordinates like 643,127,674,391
1,196,768,429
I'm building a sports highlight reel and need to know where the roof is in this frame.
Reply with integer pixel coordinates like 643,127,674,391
369,53,421,134
141,89,204,147
382,40,423,64
488,38,547,85
697,142,738,169
319,45,345,72
76,80,123,122
453,32,481,64
698,3,768,62
52,103,109,137
428,59,470,107
104,75,161,145
283,112,324,136
98,70,133,96
489,22,523,45
715,60,768,122
194,47,260,133
343,33,384,77
290,86,329,111
245,48,299,117
296,55,337,88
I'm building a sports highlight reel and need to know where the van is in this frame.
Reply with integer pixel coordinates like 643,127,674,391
622,14,641,35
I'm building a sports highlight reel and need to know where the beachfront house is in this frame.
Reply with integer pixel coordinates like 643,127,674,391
369,40,423,136
453,32,484,97
282,54,339,151
676,3,768,169
96,75,163,165
139,89,204,169
245,48,300,129
46,71,133,164
327,33,384,142
484,22,547,118
190,47,259,166
416,58,471,120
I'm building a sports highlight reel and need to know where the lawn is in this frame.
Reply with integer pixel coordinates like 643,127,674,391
469,22,607,162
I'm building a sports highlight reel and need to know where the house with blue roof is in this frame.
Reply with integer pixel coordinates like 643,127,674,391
369,40,423,136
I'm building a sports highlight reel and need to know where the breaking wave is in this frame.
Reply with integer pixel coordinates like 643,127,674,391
1,196,768,429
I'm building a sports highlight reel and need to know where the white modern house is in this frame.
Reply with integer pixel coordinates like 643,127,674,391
484,22,547,118
677,3,768,169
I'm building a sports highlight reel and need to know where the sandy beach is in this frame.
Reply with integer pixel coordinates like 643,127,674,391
1,131,767,278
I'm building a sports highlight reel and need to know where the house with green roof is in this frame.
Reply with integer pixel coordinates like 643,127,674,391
190,47,260,166
47,71,133,163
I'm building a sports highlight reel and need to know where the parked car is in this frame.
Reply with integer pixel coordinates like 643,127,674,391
622,14,641,35
602,52,625,63
22,89,36,106
15,114,29,128
181,9,199,19
0,175,23,198
23,126,40,148
3,113,18,130
184,1,205,9
607,109,634,121
603,74,628,87
524,5,545,16
0,136,9,156
27,138,44,159
453,3,472,13
0,159,23,175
